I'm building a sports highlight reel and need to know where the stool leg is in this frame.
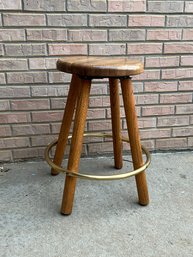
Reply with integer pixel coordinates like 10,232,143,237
51,74,79,176
61,78,91,215
109,78,123,169
121,78,149,206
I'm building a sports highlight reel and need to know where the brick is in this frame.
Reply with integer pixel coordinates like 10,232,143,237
147,29,181,41
88,142,113,154
0,29,25,41
181,56,193,66
88,120,112,131
12,124,50,136
11,99,50,110
0,44,4,56
90,84,107,95
142,106,174,116
128,15,165,27
167,16,193,27
156,138,187,149
27,29,67,42
148,1,184,13
136,94,158,105
50,98,67,109
87,109,106,119
48,44,87,56
162,68,193,80
179,81,193,91
32,111,63,122
0,150,12,162
13,147,45,160
0,100,10,111
5,43,47,57
69,30,107,42
164,42,193,54
51,123,61,134
109,29,145,41
0,0,21,9
146,56,179,68
160,93,192,104
135,70,160,81
185,1,193,12
83,135,103,144
23,0,65,11
89,96,110,107
144,81,178,92
108,0,146,12
0,87,30,98
0,113,31,124
0,59,28,71
48,72,71,83
0,126,12,137
173,127,193,137
89,43,126,55
107,107,141,118
183,29,193,40
132,83,144,93
31,85,69,97
0,137,30,149
140,140,155,150
190,116,193,125
176,104,193,114
47,14,87,27
138,117,156,128
89,14,127,27
68,0,107,12
0,73,6,84
157,116,189,127
188,137,193,147
29,57,57,70
3,13,46,26
31,135,56,147
140,128,171,140
127,43,162,55
7,71,47,84
123,117,156,129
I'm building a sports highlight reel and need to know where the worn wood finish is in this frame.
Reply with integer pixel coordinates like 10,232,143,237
61,78,91,215
121,78,149,206
57,56,144,78
51,74,79,176
109,78,123,169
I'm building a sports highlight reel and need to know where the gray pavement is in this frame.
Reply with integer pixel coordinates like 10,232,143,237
0,152,193,257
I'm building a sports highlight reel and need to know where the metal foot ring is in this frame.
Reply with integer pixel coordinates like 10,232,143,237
45,133,151,181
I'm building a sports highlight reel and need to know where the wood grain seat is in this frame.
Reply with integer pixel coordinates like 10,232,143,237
47,55,150,215
57,56,144,78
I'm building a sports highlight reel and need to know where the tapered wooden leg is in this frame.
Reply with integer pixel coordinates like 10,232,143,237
109,78,123,169
61,78,91,215
51,74,79,176
121,78,149,206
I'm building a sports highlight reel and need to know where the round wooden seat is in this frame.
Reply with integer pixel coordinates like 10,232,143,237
57,56,143,78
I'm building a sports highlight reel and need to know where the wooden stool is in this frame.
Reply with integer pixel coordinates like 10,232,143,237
45,56,151,215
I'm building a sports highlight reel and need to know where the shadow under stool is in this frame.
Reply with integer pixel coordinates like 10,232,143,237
45,56,151,215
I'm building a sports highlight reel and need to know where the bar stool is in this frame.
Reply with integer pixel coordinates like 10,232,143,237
45,56,151,215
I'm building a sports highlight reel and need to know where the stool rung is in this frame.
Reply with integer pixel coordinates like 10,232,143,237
45,133,151,181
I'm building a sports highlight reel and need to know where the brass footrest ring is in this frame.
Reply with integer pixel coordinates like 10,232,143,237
45,133,151,181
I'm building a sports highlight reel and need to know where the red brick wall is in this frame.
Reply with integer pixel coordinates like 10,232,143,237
0,0,193,161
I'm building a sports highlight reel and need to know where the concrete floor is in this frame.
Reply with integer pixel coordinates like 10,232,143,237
0,152,193,257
